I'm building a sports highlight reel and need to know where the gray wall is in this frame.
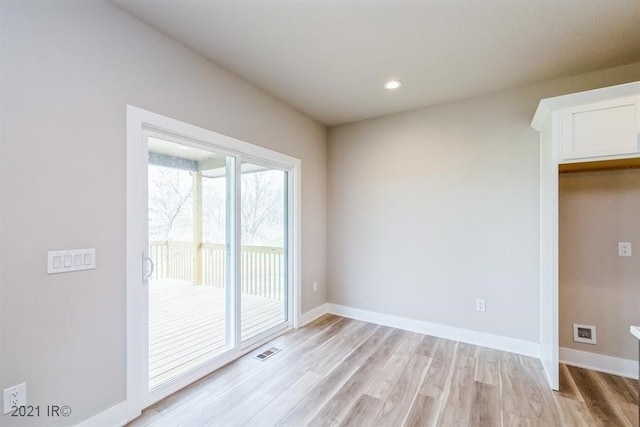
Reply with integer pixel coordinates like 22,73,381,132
2,0,640,424
0,0,326,424
327,62,640,345
559,169,640,360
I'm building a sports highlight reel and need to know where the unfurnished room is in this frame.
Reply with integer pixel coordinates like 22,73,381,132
1,1,640,426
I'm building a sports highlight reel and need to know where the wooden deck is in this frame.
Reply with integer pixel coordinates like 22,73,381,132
149,279,284,389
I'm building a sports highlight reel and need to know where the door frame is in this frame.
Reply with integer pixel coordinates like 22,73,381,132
538,119,559,391
125,106,301,420
532,81,640,391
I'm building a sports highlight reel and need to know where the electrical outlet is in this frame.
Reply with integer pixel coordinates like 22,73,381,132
618,242,632,257
313,281,318,292
476,299,486,312
3,383,26,414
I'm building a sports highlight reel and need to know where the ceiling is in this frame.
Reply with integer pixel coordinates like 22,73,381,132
110,0,640,126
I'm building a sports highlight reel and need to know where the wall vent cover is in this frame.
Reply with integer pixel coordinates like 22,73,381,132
255,347,281,361
573,323,597,345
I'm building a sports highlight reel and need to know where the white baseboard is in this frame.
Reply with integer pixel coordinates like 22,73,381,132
326,303,540,358
299,303,329,327
560,347,638,379
75,400,128,427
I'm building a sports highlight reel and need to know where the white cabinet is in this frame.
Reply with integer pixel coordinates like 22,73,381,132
532,82,640,165
561,96,640,162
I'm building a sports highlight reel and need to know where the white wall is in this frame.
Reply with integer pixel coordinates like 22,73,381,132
0,0,326,424
327,62,640,346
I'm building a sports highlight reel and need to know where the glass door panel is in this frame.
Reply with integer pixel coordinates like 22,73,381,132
240,162,288,342
147,136,232,390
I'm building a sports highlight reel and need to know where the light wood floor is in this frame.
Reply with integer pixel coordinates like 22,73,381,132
131,314,639,426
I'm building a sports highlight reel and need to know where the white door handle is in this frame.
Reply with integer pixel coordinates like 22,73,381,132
142,252,154,285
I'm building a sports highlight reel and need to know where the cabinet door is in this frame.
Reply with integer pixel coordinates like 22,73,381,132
561,96,640,162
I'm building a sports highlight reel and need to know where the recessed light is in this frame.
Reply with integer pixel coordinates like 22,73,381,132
384,80,402,90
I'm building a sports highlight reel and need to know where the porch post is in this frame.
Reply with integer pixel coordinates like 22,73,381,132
193,171,203,285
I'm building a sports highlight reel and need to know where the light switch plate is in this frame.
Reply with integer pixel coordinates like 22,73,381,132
48,249,95,274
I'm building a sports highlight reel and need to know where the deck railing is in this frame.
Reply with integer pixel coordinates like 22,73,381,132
149,241,284,300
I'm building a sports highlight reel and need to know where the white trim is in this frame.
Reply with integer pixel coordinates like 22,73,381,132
299,303,329,327
290,162,302,328
75,401,128,427
326,304,540,358
532,81,640,391
560,347,638,380
126,106,145,421
126,105,302,423
295,302,541,358
531,81,640,131
537,114,560,390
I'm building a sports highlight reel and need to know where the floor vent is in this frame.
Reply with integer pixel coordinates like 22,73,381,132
255,347,281,361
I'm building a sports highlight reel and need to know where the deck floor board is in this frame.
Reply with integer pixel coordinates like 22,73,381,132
149,279,284,388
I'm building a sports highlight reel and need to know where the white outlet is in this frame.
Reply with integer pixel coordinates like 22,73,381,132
3,383,26,414
618,242,632,257
313,281,318,292
476,299,486,312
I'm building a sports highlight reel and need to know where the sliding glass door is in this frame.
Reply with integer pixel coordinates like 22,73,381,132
240,161,288,343
136,125,294,405
146,136,235,390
